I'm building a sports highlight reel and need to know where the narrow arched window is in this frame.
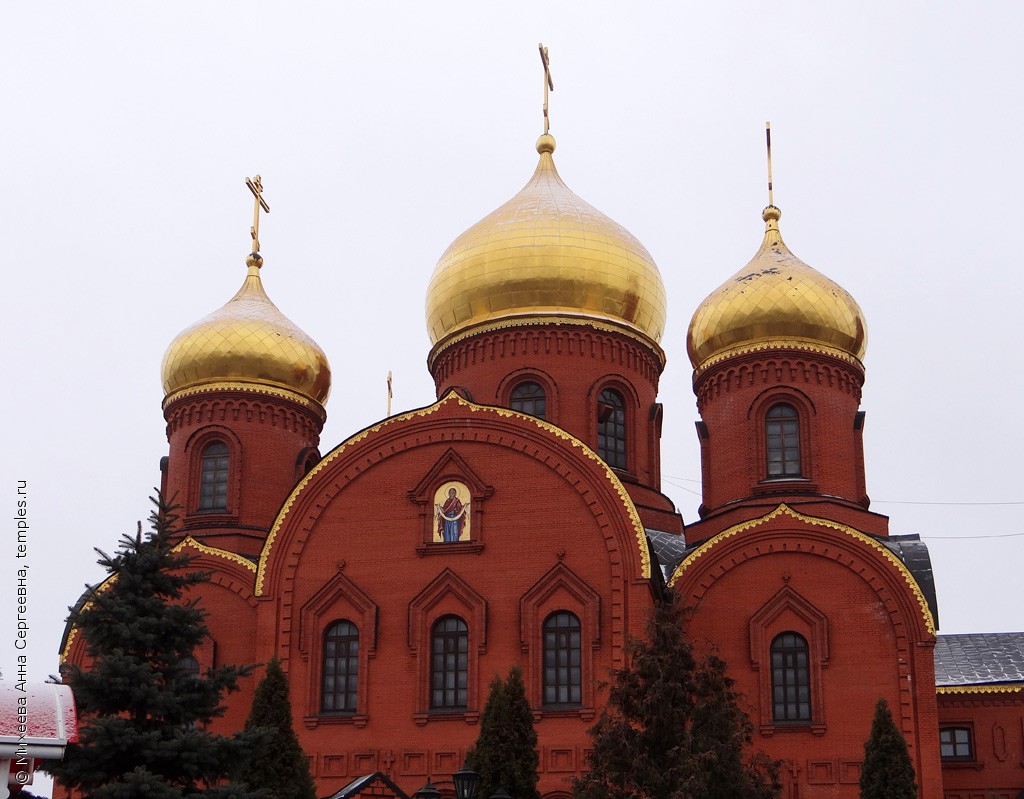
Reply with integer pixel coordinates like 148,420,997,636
510,381,547,419
198,442,230,511
543,612,581,706
771,632,811,722
321,621,359,713
765,404,801,478
431,615,468,710
597,389,627,469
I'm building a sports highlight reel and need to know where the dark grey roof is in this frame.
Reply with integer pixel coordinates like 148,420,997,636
934,633,1024,687
646,528,694,581
323,772,409,799
875,534,939,628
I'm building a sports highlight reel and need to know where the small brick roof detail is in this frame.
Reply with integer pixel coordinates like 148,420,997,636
934,632,1024,687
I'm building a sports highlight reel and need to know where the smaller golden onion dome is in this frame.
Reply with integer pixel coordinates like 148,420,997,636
161,256,331,408
425,134,667,355
687,206,867,372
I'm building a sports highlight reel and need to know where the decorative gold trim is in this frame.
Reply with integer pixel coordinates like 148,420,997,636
162,380,326,420
428,314,666,371
936,684,1023,696
173,536,257,572
668,504,935,636
61,538,256,664
59,571,120,664
692,339,863,379
256,392,651,595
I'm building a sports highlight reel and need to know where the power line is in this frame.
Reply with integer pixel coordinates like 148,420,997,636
661,475,1024,507
922,532,1024,540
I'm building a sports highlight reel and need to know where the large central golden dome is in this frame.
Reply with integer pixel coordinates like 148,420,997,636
425,134,667,354
162,257,331,410
687,206,867,373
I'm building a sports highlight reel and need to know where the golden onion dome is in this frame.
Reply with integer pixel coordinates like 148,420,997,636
161,254,331,409
425,134,667,356
687,206,867,372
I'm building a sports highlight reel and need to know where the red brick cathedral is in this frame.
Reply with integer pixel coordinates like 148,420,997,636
63,118,1023,798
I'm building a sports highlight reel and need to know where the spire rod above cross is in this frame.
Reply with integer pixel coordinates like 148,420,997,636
765,122,774,207
539,43,554,135
245,175,271,254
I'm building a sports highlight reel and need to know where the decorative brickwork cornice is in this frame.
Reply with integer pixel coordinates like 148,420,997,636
692,339,863,380
693,349,864,408
163,381,326,424
429,322,665,388
163,390,324,439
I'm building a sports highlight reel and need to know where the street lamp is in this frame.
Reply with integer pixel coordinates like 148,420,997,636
452,761,481,799
413,780,441,799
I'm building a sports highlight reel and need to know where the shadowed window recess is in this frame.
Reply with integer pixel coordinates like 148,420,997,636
510,381,547,419
771,632,811,722
543,611,581,706
765,404,801,478
597,389,626,469
431,615,468,710
198,442,230,511
322,620,359,713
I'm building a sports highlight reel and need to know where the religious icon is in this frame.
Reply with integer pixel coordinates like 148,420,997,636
433,481,471,543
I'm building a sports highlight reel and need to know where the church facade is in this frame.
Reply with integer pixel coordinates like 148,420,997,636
61,117,1023,798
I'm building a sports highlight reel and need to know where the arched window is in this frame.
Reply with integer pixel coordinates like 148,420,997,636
543,612,581,706
597,389,627,469
178,656,200,680
431,615,468,710
198,442,230,511
771,632,811,722
765,404,801,478
321,620,359,713
510,381,547,419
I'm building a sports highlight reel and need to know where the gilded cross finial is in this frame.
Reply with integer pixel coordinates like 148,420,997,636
765,122,774,208
539,43,554,135
245,175,270,255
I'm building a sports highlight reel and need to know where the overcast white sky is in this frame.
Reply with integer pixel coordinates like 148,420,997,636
3,2,1023,733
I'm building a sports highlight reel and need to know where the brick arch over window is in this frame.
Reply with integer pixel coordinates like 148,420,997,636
749,585,828,732
297,570,377,727
519,561,600,718
408,568,487,723
183,426,243,520
748,390,815,485
510,380,548,419
497,368,558,423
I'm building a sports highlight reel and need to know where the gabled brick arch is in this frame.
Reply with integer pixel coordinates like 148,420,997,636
297,569,378,728
519,560,601,717
408,567,487,724
749,584,829,733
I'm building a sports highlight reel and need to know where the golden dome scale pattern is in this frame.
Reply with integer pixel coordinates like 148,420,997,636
687,206,867,372
426,134,667,353
162,260,331,407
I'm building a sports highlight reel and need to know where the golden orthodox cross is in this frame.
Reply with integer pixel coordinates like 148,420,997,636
539,43,554,134
245,175,271,253
765,122,774,207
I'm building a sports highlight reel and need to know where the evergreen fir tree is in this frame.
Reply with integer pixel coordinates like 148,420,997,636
859,698,916,799
468,666,539,799
238,657,316,799
48,496,260,799
572,592,779,799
